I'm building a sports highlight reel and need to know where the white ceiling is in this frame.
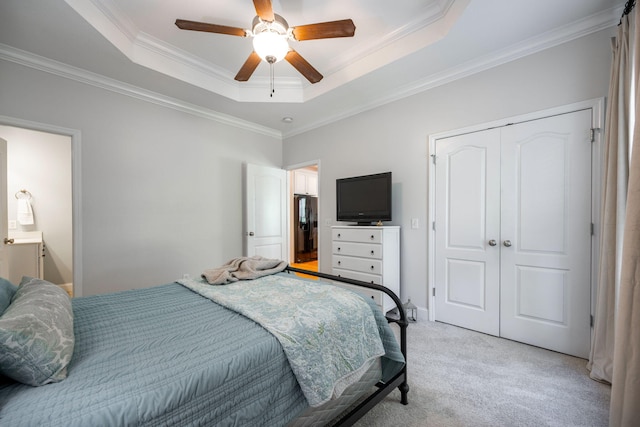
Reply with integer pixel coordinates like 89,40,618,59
0,0,625,137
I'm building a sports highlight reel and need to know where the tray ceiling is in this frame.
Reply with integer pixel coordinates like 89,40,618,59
0,0,625,135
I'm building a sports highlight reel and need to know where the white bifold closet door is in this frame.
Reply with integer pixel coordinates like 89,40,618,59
434,110,592,358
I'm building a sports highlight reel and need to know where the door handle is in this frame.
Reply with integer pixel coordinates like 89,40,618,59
488,239,497,246
503,240,512,247
247,232,254,237
3,238,14,245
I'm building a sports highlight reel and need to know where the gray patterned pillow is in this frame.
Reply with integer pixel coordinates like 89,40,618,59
0,277,74,386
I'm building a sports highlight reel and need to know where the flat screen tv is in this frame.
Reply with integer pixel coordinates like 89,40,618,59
336,172,392,225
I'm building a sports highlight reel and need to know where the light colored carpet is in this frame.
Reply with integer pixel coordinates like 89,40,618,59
355,320,611,426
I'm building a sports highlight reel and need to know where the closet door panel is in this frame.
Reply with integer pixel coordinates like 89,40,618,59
500,110,592,358
517,137,567,254
434,128,501,336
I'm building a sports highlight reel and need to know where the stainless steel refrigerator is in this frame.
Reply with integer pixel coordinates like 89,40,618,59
294,195,318,263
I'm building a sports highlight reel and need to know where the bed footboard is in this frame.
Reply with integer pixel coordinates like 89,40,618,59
284,266,409,426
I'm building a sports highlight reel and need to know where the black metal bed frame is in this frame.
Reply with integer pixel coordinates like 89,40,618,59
284,266,409,426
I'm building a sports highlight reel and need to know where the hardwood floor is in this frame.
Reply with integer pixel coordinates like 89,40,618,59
289,260,318,279
289,260,318,271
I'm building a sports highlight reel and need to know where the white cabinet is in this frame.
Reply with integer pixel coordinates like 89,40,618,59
293,169,318,196
331,226,400,314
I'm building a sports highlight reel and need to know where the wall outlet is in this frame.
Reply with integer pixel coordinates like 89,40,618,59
8,220,16,230
325,218,331,227
411,218,419,229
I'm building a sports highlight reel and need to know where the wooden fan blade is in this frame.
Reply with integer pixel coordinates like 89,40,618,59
235,52,262,81
291,19,355,41
175,19,247,37
253,0,275,22
285,50,323,84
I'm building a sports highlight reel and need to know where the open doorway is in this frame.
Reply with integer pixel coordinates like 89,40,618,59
0,124,74,296
288,164,319,273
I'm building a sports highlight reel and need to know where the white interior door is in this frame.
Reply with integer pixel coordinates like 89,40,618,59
434,110,593,358
244,163,287,260
434,128,501,335
500,110,592,358
0,138,7,278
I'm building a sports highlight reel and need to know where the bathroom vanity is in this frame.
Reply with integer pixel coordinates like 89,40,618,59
7,231,44,284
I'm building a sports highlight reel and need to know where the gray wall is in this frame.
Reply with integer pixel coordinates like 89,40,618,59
0,27,614,303
0,125,73,285
0,60,282,296
282,28,614,313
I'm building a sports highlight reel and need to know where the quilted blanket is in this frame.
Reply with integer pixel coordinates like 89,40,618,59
0,283,309,426
179,273,386,407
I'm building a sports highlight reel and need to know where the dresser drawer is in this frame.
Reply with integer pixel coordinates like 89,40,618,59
332,241,382,259
332,267,382,285
332,256,382,275
332,228,382,243
331,279,383,307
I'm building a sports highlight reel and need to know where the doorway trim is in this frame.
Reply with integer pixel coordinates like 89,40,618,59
427,98,604,322
0,115,83,297
285,160,321,270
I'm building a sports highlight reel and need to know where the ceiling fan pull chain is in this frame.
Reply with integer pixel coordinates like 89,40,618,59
270,61,275,97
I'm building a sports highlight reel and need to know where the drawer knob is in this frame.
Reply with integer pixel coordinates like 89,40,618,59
337,247,341,251
370,265,374,270
370,296,374,299
370,250,374,255
338,261,341,265
370,235,374,240
337,233,341,238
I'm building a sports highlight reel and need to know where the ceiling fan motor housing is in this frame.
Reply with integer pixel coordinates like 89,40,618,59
251,13,289,35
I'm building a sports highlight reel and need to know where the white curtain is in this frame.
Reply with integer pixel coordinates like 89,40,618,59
610,5,640,424
588,12,631,385
588,6,640,425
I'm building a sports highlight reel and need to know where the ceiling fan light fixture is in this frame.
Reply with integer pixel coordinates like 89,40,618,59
252,31,289,63
176,8,353,85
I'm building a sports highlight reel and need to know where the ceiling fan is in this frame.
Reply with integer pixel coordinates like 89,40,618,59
175,0,356,84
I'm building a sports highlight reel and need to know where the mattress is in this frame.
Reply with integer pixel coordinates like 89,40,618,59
288,359,382,427
0,280,403,426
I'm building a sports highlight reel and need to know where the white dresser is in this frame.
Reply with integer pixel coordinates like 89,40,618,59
331,225,400,314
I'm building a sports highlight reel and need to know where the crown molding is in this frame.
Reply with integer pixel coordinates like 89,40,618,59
0,3,621,141
323,0,464,75
284,4,622,138
0,43,282,139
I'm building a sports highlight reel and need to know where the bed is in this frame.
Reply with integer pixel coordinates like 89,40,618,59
0,265,408,426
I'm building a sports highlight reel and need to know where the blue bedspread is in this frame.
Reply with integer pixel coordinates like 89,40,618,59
0,284,308,426
179,273,387,407
0,277,405,426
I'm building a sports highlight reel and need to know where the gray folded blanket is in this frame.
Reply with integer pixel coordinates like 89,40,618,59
201,256,288,285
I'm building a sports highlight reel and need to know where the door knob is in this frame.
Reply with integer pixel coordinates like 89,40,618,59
3,238,14,245
503,240,512,247
488,239,497,246
247,231,254,236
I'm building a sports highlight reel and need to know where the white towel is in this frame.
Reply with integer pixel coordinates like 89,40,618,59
17,198,34,225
